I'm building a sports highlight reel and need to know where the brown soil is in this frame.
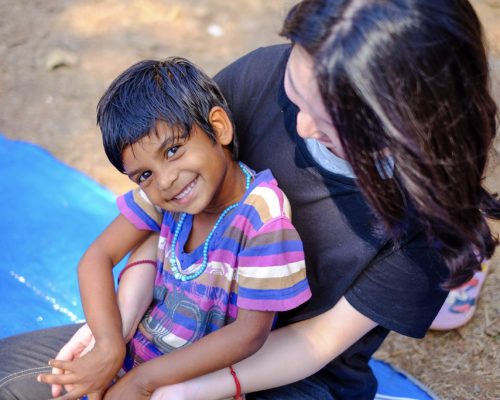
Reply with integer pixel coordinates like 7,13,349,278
1,1,499,399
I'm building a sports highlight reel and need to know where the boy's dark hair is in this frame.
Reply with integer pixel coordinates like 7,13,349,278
282,0,500,288
97,57,237,173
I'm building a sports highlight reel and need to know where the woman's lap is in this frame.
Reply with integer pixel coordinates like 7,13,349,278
0,324,335,400
0,324,82,400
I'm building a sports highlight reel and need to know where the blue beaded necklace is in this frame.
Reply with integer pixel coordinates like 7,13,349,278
169,162,252,281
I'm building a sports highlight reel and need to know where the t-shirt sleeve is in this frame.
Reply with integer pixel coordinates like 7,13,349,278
345,234,449,338
116,188,163,232
236,189,311,312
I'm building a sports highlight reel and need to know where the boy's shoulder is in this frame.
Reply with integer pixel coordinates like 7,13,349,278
242,169,292,222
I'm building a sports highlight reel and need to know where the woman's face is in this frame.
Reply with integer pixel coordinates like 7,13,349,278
284,45,346,159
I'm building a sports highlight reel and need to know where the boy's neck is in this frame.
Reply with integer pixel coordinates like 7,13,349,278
202,159,248,215
186,160,249,252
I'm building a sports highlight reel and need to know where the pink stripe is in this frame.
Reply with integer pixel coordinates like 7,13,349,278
160,224,173,238
239,251,305,267
169,323,196,340
117,197,152,230
190,293,227,312
238,288,312,312
231,215,258,236
228,303,238,319
208,249,238,265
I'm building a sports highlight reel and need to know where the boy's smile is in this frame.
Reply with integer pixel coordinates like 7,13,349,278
172,176,198,202
122,115,245,216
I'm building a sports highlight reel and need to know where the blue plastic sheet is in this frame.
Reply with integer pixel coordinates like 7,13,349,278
0,135,123,338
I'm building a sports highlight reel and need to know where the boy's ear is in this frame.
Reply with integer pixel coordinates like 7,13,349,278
208,106,233,146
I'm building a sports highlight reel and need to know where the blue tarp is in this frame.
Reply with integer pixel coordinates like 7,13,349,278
0,134,123,338
0,135,437,399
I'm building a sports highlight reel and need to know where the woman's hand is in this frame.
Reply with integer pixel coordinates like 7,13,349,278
38,337,125,400
49,324,95,398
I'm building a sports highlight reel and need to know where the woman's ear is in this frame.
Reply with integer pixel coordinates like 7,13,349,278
208,106,233,146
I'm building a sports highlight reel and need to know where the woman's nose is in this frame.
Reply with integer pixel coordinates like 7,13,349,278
296,111,319,139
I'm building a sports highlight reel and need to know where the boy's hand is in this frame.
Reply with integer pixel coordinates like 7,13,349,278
37,338,126,400
103,366,152,400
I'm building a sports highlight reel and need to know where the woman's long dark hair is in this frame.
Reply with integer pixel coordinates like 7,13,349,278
283,0,500,288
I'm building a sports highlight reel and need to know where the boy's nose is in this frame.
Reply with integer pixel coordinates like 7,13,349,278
156,168,178,191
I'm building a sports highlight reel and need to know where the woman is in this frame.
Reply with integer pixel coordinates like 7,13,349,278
152,0,500,398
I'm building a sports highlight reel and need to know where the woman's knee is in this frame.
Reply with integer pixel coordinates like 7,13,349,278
0,324,82,399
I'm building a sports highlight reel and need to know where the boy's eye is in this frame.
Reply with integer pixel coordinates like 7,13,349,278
138,171,152,183
166,145,180,159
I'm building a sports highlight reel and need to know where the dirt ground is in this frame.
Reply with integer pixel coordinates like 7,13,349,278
1,1,499,399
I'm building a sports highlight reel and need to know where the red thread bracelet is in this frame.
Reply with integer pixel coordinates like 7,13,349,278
118,259,156,282
229,365,242,400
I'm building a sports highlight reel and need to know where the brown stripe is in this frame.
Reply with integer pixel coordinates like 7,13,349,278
245,194,272,221
238,268,307,290
224,225,249,247
225,223,301,249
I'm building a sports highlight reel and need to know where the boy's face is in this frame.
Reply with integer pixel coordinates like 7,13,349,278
122,120,236,215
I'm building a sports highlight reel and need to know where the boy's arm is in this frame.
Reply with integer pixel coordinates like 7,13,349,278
103,308,275,399
38,215,150,399
48,234,158,398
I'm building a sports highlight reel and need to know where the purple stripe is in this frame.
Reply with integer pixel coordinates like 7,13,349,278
238,288,312,311
239,279,310,300
117,196,152,230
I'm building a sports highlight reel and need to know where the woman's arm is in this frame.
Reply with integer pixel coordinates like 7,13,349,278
153,297,377,400
117,233,158,342
103,309,275,399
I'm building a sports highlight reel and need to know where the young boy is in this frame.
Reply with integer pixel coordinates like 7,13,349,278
38,57,311,399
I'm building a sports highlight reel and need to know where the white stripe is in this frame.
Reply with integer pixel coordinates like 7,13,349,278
248,186,282,218
159,332,188,348
138,188,153,204
238,260,305,279
138,188,163,214
206,261,236,281
162,257,237,282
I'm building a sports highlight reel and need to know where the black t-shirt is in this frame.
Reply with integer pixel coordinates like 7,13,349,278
214,44,448,400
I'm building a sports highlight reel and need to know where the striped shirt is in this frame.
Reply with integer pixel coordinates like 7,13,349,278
117,168,311,368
